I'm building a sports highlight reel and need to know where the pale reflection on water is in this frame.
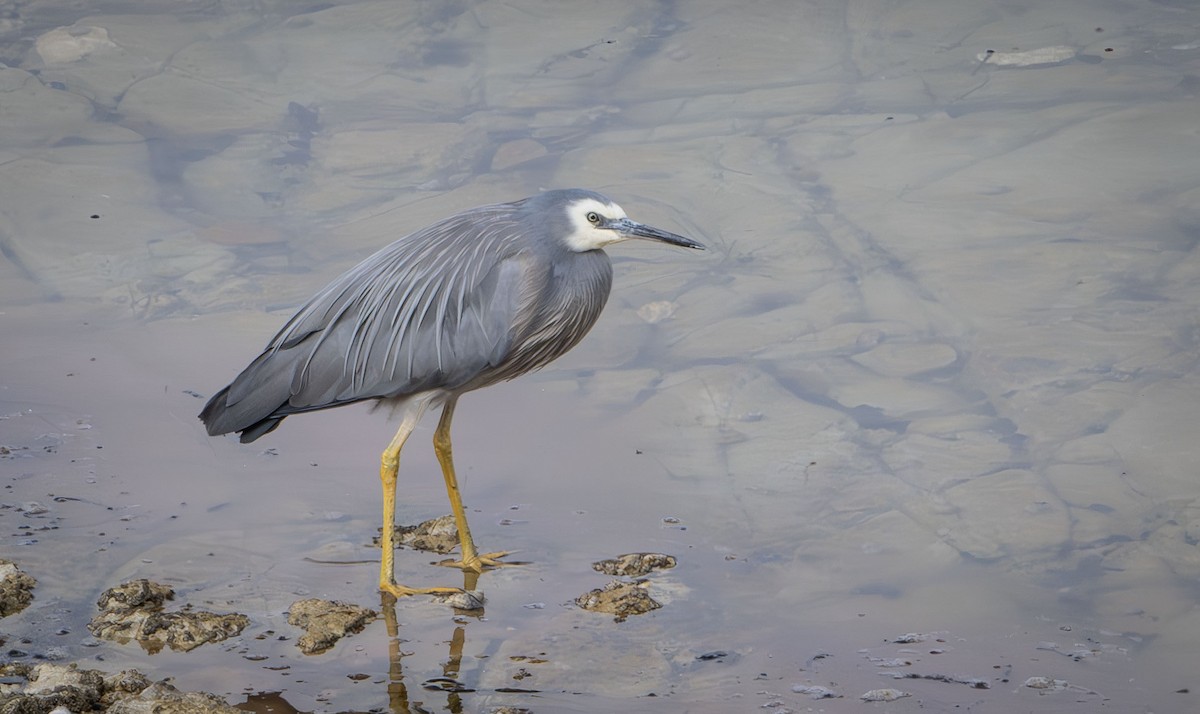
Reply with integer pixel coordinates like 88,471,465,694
2,1,1199,712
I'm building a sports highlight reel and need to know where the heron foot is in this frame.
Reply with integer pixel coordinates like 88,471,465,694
381,582,486,609
436,550,519,573
380,582,464,598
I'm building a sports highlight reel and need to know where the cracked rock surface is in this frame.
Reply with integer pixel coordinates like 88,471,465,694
87,579,249,653
0,662,241,714
286,598,377,655
0,559,36,617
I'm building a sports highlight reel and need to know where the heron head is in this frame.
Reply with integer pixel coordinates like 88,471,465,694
555,191,705,253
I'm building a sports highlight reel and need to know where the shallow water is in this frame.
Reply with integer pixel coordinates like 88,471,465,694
3,1,1200,712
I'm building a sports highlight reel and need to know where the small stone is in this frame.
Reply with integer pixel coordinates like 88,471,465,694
108,680,243,714
0,559,37,617
1024,676,1069,690
286,599,377,655
860,688,910,701
379,514,460,554
575,579,662,622
87,580,248,653
432,590,486,611
591,553,677,577
35,26,118,64
791,684,840,699
976,45,1077,67
637,300,677,324
0,662,241,713
94,579,173,615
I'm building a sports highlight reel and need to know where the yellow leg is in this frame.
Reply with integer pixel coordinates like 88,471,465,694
378,398,461,598
432,396,510,572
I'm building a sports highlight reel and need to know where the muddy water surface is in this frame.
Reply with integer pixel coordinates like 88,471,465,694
3,1,1200,712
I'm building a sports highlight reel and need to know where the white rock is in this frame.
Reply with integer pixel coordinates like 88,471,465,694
861,688,910,701
35,26,117,64
637,300,677,324
977,46,1077,67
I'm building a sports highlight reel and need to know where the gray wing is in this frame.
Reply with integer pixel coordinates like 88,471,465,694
202,203,535,439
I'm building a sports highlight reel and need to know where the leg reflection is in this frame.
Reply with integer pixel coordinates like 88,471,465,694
382,571,484,714
381,593,412,714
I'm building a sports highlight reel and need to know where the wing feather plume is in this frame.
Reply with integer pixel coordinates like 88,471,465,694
203,203,531,439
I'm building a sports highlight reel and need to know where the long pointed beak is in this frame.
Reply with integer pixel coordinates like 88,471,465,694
608,217,705,250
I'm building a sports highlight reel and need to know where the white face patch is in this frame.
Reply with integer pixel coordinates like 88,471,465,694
562,198,628,252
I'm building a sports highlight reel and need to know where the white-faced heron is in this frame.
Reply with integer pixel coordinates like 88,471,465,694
199,189,704,598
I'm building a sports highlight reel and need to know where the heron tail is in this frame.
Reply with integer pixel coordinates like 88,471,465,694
199,345,307,442
198,384,287,443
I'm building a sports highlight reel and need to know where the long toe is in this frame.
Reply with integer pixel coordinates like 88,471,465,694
437,550,522,573
381,582,464,598
381,583,486,609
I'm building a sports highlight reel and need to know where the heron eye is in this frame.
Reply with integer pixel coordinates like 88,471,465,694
586,211,601,225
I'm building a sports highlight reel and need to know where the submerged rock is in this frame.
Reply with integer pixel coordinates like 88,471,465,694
108,680,242,714
976,46,1078,67
575,580,662,622
431,590,486,611
35,25,119,65
0,662,239,714
87,579,249,653
1024,676,1070,690
792,683,841,699
591,552,677,577
0,559,36,617
286,598,377,655
860,688,911,702
376,514,460,554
